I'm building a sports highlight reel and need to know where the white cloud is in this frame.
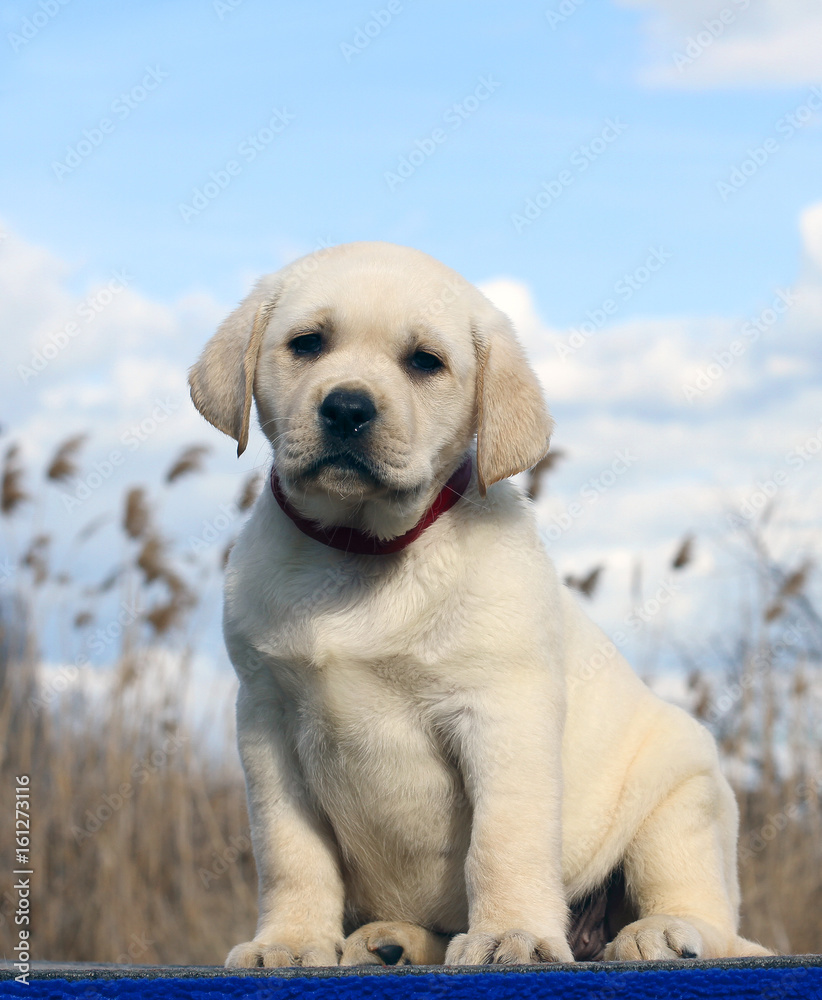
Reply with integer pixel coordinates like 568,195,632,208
0,226,267,681
0,223,238,462
799,201,822,273
484,204,822,649
2,217,821,678
36,650,238,756
617,0,822,87
477,276,561,357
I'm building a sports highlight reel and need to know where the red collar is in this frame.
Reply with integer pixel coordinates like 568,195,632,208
269,456,472,555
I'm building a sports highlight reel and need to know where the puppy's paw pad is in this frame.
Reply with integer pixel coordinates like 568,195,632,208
446,929,573,966
340,921,448,966
604,916,703,962
374,945,405,965
226,939,339,968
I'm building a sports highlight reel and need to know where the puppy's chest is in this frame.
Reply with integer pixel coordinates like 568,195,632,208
265,550,471,684
278,577,469,842
294,681,465,860
291,635,458,788
248,545,473,822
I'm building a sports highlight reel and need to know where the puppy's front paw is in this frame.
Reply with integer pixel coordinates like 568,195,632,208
603,916,703,961
340,921,449,966
446,929,573,965
225,938,340,968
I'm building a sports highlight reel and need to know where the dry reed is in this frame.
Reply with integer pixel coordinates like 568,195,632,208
45,435,88,483
0,435,819,964
165,445,211,485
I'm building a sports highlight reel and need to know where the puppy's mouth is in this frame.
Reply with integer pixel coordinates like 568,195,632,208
297,452,389,491
287,452,426,507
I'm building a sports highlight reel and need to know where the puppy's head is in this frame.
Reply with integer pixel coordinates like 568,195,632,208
189,242,553,537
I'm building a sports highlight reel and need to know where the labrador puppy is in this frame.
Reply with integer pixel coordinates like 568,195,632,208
189,241,771,967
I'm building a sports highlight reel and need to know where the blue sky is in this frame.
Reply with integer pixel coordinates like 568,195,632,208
4,0,821,315
2,0,822,690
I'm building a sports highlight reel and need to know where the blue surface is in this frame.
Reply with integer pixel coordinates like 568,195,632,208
2,966,822,1000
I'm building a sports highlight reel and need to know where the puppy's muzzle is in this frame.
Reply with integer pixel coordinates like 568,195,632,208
320,389,377,440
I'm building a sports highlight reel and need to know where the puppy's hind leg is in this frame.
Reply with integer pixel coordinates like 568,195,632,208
340,922,450,966
604,770,773,961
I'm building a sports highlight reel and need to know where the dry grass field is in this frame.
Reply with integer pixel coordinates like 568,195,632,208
0,436,820,964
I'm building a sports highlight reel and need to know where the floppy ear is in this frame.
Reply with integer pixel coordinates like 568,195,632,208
188,280,279,456
473,301,554,497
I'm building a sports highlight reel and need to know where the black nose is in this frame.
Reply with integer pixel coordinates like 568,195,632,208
319,389,376,439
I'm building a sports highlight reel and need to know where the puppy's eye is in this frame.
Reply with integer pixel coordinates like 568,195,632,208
290,333,323,356
409,350,443,373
